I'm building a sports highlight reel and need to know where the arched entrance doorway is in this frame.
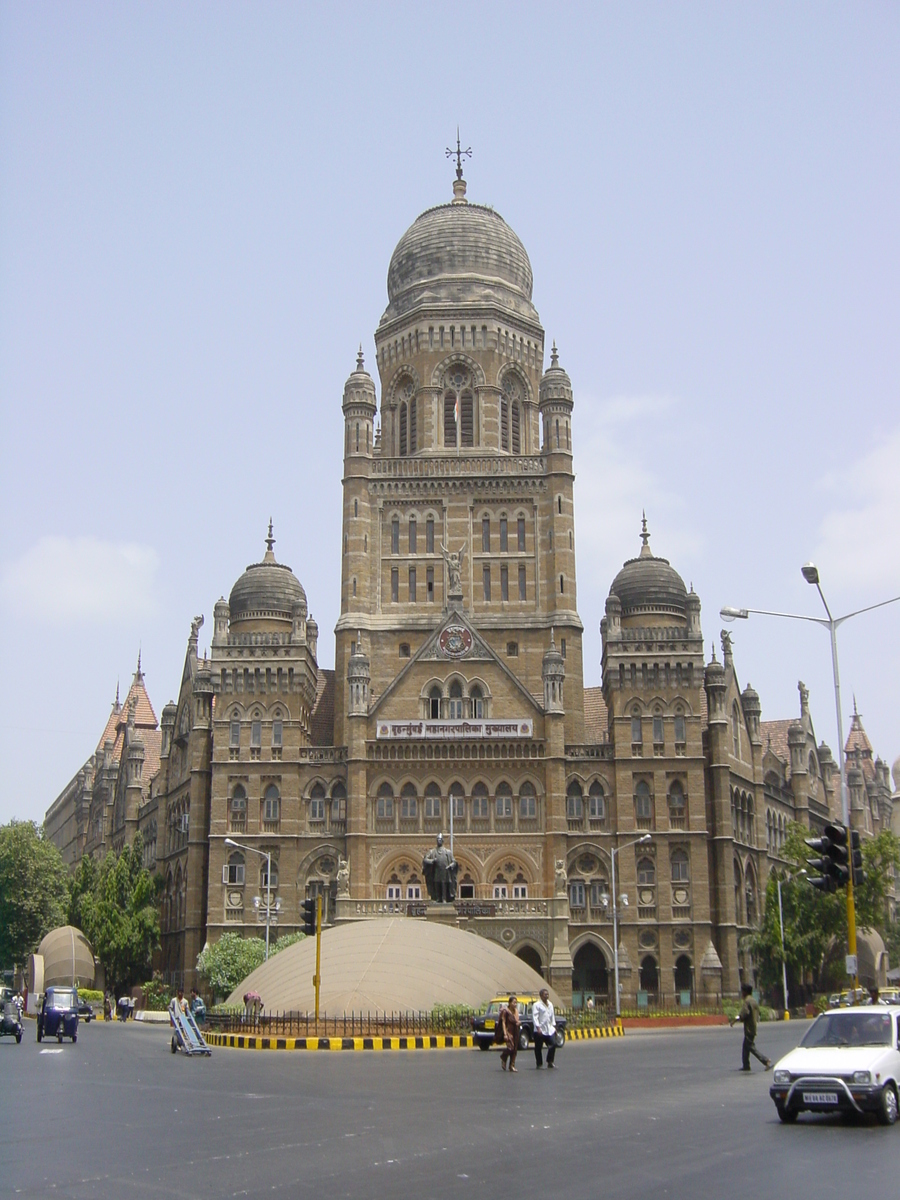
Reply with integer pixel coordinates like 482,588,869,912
639,956,659,1004
674,954,692,1003
571,943,608,1009
515,945,544,977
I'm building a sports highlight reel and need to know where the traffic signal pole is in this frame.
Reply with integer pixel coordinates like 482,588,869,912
314,895,322,1021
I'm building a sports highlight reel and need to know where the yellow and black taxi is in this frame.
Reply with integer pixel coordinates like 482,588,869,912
471,994,566,1052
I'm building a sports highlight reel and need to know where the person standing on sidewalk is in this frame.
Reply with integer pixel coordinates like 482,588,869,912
532,988,557,1069
730,983,772,1071
499,996,520,1072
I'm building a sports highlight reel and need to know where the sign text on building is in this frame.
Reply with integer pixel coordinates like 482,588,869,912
376,719,534,740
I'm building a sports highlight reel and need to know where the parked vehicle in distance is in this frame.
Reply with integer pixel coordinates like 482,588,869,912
77,998,95,1022
1,999,23,1044
37,987,79,1044
770,1006,900,1124
829,989,872,1008
471,995,567,1052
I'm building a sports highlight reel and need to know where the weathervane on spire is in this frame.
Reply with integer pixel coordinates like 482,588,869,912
446,128,472,180
640,511,650,548
266,518,275,555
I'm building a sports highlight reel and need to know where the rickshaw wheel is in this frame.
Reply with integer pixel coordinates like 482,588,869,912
16,1032,22,1043
57,1032,63,1043
171,1035,178,1054
72,1034,77,1043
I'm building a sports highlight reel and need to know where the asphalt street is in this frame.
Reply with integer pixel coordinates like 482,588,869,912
2,1017,896,1199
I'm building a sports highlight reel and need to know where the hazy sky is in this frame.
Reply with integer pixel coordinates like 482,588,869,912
2,2,898,826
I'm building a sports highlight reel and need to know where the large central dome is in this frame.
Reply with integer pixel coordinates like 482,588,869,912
379,176,540,330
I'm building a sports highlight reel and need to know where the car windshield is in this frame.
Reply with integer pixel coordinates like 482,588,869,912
801,1011,892,1048
49,990,75,1010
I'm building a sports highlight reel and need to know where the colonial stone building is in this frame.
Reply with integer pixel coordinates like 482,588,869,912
45,164,893,1001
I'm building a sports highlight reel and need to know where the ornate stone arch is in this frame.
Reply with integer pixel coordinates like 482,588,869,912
431,352,486,390
568,931,614,966
386,363,421,402
295,843,343,886
482,846,539,887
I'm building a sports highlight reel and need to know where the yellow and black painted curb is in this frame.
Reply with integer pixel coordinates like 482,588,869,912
566,1023,624,1040
205,1031,478,1051
205,1022,623,1052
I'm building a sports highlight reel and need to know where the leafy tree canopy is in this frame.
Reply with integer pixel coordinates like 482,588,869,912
745,822,900,997
196,933,267,1001
0,820,70,970
76,834,161,996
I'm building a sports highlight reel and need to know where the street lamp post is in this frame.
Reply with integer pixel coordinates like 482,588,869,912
607,833,652,1018
224,838,273,961
721,566,900,991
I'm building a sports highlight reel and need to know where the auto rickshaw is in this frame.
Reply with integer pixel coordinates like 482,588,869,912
37,987,79,1043
0,999,23,1044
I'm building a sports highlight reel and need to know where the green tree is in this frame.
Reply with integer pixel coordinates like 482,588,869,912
746,823,900,1000
0,820,70,971
67,852,99,931
78,834,161,995
196,932,267,1001
270,931,305,956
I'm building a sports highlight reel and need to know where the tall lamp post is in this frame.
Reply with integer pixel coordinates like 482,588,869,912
721,565,900,991
224,838,273,961
604,833,652,1018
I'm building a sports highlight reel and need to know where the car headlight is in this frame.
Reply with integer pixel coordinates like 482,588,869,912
852,1070,871,1084
773,1070,790,1085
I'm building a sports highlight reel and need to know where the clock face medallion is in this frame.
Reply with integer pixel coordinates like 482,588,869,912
439,626,472,659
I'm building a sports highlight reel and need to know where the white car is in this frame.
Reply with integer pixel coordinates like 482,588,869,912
770,1006,900,1125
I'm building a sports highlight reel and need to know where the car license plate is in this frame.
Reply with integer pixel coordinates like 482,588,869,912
802,1091,839,1105
484,1020,494,1030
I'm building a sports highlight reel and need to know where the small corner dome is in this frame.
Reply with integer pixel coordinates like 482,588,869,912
229,524,307,626
609,518,687,620
380,175,539,329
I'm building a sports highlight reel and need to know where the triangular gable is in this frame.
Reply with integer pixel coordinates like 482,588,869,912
370,606,545,718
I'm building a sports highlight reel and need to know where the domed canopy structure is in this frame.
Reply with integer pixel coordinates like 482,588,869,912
609,515,687,622
37,926,95,988
228,521,307,627
227,918,559,1013
379,174,539,330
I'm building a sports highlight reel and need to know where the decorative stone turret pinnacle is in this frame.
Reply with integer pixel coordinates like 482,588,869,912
542,628,565,714
551,341,559,368
446,129,471,204
356,345,365,371
639,512,652,558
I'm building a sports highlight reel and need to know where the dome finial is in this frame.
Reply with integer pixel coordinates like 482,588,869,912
639,511,652,557
446,128,471,203
356,344,364,371
551,341,559,368
265,518,276,559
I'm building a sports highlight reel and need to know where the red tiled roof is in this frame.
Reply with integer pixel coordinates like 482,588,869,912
760,720,792,764
583,687,609,743
95,672,159,762
845,712,873,759
310,669,335,746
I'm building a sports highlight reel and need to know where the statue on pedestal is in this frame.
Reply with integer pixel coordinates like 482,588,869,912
422,833,459,904
440,542,466,598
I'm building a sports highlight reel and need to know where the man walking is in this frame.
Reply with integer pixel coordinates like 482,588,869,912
533,988,557,1069
730,983,772,1071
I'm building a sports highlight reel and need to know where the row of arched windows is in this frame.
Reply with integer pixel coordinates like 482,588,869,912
731,787,755,845
393,367,530,455
766,808,788,854
374,779,539,823
228,781,347,831
425,680,487,720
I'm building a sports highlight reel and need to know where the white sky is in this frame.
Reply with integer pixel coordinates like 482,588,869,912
1,1,898,826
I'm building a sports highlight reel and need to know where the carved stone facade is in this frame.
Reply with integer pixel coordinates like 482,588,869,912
45,167,893,999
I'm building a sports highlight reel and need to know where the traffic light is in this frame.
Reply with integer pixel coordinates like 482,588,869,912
301,897,317,936
805,822,850,893
850,830,864,888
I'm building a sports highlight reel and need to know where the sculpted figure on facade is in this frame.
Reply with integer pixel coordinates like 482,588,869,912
422,833,458,904
336,856,350,897
440,542,466,597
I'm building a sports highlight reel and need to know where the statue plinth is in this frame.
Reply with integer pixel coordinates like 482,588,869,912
425,902,460,926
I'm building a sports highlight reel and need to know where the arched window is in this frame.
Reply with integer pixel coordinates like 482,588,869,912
566,781,583,820
511,402,520,453
449,780,465,821
399,402,408,456
449,680,464,719
424,781,442,820
263,784,280,823
428,686,442,720
472,781,489,820
732,702,741,759
635,780,652,823
495,781,513,818
668,780,685,820
639,956,659,995
261,859,278,890
637,857,656,886
671,849,690,883
443,366,473,448
331,782,346,823
309,783,325,822
519,781,537,819
409,396,417,452
231,784,247,814
470,685,484,719
459,391,473,446
500,397,509,450
733,858,743,923
400,783,418,820
225,851,245,886
502,374,524,453
588,781,605,821
376,783,394,820
444,394,457,447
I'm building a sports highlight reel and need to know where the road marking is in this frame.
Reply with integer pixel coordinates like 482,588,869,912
40,1048,64,1054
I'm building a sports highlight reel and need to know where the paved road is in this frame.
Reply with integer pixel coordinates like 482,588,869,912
2,1018,897,1199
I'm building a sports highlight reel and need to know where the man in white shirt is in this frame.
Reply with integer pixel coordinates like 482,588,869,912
532,988,557,1068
